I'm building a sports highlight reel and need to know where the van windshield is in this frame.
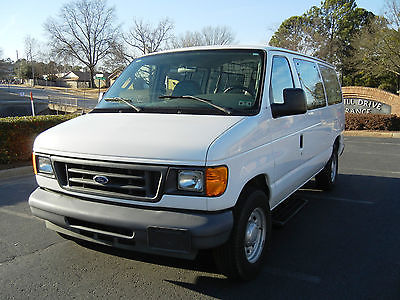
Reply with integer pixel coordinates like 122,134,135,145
94,49,265,115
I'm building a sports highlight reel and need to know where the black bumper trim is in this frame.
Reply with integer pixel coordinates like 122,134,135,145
29,188,233,258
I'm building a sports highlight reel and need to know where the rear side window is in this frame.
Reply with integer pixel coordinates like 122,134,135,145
319,64,342,105
270,56,294,104
294,59,326,110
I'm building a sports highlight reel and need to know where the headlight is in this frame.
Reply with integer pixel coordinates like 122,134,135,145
167,166,228,197
33,154,54,175
178,170,204,192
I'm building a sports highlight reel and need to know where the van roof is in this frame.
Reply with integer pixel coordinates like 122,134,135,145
142,45,335,68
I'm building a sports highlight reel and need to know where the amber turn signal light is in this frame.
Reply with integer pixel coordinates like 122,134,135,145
205,166,228,197
32,153,37,175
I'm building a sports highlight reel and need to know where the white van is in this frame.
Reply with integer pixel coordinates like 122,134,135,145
29,46,345,280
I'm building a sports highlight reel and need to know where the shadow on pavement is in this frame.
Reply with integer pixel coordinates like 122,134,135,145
53,173,400,298
0,175,36,207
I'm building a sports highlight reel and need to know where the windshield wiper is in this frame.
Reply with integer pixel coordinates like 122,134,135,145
158,95,232,115
104,97,141,112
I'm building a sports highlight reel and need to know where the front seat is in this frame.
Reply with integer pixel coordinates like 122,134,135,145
172,80,201,96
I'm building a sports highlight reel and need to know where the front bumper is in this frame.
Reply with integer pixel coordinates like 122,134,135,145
29,188,233,259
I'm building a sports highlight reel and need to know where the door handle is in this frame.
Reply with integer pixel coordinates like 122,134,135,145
300,134,303,149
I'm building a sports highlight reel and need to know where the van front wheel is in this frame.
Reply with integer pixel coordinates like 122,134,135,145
213,189,271,281
316,146,338,190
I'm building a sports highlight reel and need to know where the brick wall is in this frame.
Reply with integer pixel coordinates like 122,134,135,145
342,86,400,116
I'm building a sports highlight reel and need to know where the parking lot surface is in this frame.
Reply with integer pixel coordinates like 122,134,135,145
0,136,399,299
0,85,97,117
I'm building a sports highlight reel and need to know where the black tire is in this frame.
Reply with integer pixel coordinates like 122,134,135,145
315,146,338,191
213,189,271,281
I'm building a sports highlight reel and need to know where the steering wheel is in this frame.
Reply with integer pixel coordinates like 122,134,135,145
223,86,254,97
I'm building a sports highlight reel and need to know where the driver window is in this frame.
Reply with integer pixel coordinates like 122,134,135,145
270,56,294,104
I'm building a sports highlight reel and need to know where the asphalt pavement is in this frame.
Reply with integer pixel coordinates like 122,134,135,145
0,136,399,299
0,88,47,117
0,85,97,117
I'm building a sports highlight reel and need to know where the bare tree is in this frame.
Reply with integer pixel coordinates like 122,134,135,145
0,48,3,59
45,0,118,87
24,35,39,86
201,26,235,45
103,40,131,70
385,0,400,28
173,31,204,48
174,25,235,48
124,18,174,56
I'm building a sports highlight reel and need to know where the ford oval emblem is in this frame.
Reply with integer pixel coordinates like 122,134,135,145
93,175,109,185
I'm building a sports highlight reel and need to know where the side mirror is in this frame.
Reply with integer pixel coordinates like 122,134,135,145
270,88,307,118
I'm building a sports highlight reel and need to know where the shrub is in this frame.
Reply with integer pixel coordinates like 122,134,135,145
0,115,77,164
345,113,400,131
1,113,399,164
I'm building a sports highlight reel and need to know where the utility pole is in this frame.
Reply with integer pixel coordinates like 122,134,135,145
31,57,35,87
16,50,19,84
25,36,36,87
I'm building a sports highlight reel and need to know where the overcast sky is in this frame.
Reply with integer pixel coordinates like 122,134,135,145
0,0,385,61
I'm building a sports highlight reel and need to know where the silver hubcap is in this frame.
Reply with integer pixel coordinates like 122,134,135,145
330,154,337,183
244,207,266,263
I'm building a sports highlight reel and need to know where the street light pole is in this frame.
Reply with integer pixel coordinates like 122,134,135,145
32,61,35,87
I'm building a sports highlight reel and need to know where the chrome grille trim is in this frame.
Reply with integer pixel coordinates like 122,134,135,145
51,156,167,202
67,167,145,180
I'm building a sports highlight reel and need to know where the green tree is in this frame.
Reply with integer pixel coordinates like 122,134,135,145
0,58,14,80
15,59,30,80
269,16,315,54
352,1,400,92
269,0,374,76
312,1,373,64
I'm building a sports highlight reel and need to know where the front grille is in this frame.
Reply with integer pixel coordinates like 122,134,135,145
52,156,167,202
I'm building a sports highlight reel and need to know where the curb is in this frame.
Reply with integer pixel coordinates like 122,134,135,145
344,131,400,138
0,166,33,181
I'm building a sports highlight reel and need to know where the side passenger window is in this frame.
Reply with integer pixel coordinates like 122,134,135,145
319,64,342,105
294,59,326,109
270,56,294,104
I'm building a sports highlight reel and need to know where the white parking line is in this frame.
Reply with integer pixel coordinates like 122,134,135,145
323,196,374,205
344,140,400,146
0,207,37,220
264,266,321,284
340,167,400,175
303,194,374,205
344,151,400,157
298,187,375,205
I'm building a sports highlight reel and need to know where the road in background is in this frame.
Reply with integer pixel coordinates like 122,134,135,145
0,136,399,299
0,85,98,117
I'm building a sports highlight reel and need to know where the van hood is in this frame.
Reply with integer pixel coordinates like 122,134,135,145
34,113,244,164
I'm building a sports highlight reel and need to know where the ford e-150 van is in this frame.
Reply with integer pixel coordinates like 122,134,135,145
29,46,345,280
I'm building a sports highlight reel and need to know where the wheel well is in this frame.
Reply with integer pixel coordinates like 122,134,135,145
334,135,340,150
238,174,270,204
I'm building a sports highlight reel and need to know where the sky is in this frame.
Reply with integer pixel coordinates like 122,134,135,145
0,0,386,61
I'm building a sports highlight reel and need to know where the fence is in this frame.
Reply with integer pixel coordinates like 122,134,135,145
46,95,97,114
